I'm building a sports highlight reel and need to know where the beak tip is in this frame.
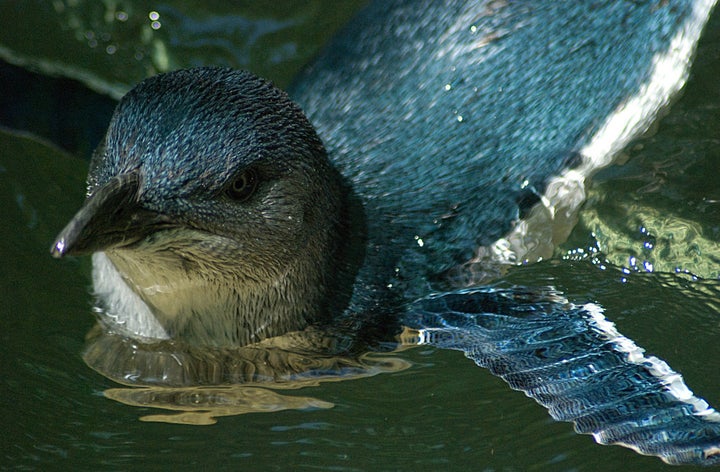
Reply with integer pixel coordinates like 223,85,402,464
50,238,67,258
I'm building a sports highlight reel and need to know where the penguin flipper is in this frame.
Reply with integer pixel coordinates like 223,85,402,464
404,287,720,465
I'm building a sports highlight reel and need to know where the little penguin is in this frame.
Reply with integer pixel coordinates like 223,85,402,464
51,0,720,466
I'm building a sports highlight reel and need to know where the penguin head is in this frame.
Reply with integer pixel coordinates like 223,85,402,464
53,68,343,284
51,69,349,346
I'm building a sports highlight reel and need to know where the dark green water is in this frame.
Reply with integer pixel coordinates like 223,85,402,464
2,2,720,471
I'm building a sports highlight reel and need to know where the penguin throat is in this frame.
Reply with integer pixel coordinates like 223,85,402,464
90,247,329,348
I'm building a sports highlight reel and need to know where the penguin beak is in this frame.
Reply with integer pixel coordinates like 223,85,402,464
51,170,173,258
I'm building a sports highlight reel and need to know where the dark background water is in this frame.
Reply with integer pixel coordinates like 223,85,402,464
1,2,719,470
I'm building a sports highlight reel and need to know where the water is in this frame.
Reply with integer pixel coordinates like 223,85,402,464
2,2,720,471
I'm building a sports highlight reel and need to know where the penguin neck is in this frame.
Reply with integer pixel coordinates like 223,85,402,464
89,214,346,348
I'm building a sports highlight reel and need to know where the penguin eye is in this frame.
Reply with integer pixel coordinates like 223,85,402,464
226,168,258,202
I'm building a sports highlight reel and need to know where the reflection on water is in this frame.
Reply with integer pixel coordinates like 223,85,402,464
83,323,411,425
563,12,720,281
82,324,404,387
104,386,334,425
101,351,409,425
